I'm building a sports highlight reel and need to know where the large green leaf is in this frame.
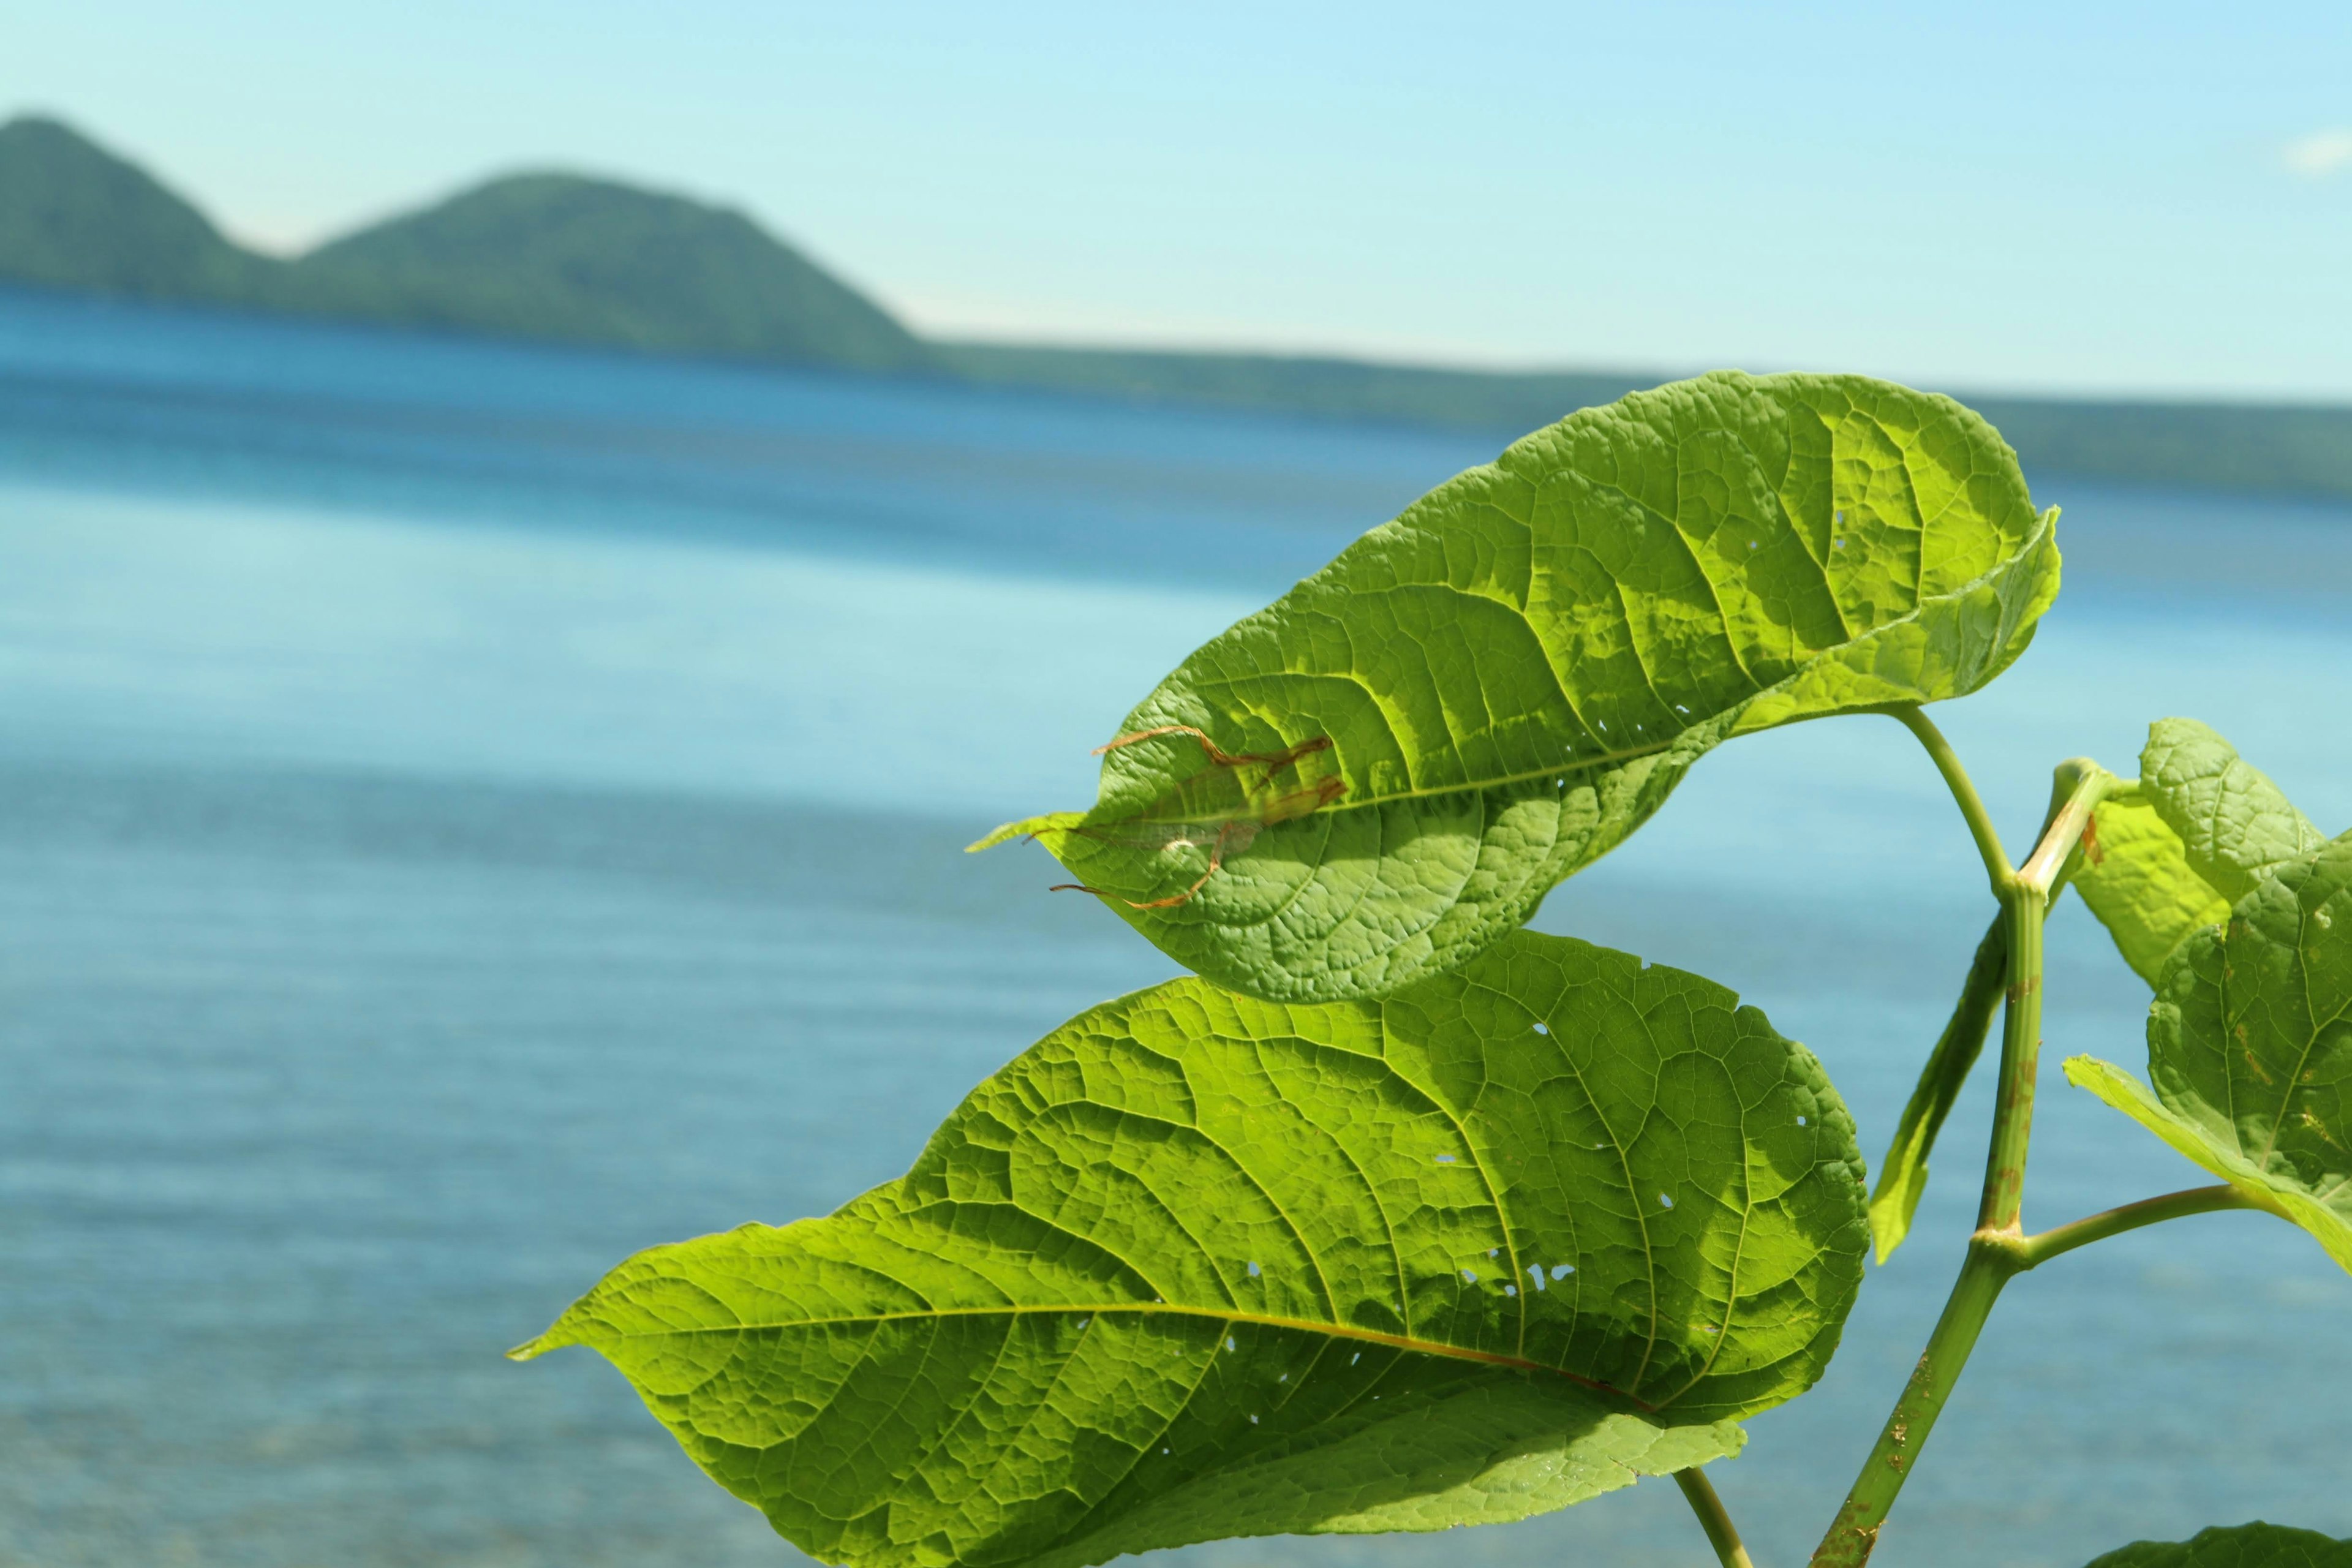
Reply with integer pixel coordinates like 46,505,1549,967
2067,835,2352,1273
516,930,1868,1568
2075,719,2326,986
978,371,2059,1002
2084,1522,2352,1567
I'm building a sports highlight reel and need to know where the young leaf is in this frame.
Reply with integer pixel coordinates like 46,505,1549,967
1866,916,2005,1262
979,371,2059,1003
2076,720,2326,987
2066,835,2352,1273
2141,718,2328,900
2082,1521,2352,1567
516,930,1868,1568
2073,788,2232,986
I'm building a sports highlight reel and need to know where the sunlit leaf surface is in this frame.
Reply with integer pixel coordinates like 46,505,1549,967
518,931,1866,1568
2068,835,2352,1273
2076,720,2324,986
982,371,2058,1001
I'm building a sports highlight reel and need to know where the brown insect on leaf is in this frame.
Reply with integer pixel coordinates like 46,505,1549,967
1050,725,1346,909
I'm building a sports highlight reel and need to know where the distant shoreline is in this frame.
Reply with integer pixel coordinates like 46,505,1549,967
6,113,2349,507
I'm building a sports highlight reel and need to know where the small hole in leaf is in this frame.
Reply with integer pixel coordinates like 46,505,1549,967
1250,1414,1259,1424
1226,1337,1237,1351
1435,1153,1457,1164
1163,1447,1170,1455
1532,1021,1549,1036
1659,1193,1675,1209
1836,510,1845,523
1551,1264,1574,1280
1077,1318,1089,1329
1796,1115,1808,1126
1833,538,1846,550
1351,1352,1360,1364
1462,1269,1478,1283
1505,1284,1518,1296
1528,1265,1545,1291
1747,539,1758,550
1247,1261,1261,1277
1487,1248,1498,1259
1279,1373,1287,1381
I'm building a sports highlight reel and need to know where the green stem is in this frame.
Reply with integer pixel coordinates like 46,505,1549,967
1675,1468,1758,1568
2015,1183,2291,1268
1975,879,2046,1232
1810,1240,2016,1568
1811,755,2114,1566
1880,706,2014,895
1978,763,2107,1235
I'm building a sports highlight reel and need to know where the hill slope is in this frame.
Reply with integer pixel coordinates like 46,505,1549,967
0,116,927,372
0,116,277,303
295,175,928,370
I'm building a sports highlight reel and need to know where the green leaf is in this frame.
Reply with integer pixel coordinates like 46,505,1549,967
2066,835,2352,1274
2073,788,2233,986
979,371,2059,1002
2141,718,2328,901
2075,720,2326,987
1866,916,2005,1262
2083,1521,2352,1567
517,930,1868,1568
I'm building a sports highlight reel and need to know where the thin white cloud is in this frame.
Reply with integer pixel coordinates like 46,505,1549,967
2283,128,2352,178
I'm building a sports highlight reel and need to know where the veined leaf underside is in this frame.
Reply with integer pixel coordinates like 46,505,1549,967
518,931,1868,1568
981,371,2059,1001
2069,834,2352,1274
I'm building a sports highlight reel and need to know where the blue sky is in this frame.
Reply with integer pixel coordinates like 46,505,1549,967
5,1,2348,398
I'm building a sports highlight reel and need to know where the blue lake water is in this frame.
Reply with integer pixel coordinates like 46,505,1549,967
4,285,2351,1567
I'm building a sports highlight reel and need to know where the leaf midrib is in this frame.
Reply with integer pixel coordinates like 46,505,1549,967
579,1300,1659,1411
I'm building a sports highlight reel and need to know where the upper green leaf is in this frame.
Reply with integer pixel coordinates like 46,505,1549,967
980,371,2059,1002
516,930,1868,1568
2067,834,2352,1273
2073,788,2233,986
2083,1522,2352,1567
2142,718,2329,901
2075,720,2325,986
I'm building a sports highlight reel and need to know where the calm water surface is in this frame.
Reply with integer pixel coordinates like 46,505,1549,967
4,288,2351,1567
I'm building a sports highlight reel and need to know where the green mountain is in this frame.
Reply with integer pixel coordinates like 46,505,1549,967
3,113,2349,504
0,115,929,372
295,175,929,370
0,115,276,303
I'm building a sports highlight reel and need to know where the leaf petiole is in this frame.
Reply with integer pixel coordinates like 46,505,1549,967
1675,1468,1758,1568
2010,1183,2293,1270
1878,704,2015,895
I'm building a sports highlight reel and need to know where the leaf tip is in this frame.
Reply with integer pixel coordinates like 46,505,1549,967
967,812,1082,853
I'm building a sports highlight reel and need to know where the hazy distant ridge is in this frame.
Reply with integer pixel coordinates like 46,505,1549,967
0,116,929,371
5,114,2348,504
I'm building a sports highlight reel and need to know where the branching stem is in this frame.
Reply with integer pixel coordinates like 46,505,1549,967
2014,1183,2291,1268
1675,1468,1757,1568
1812,741,2117,1565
